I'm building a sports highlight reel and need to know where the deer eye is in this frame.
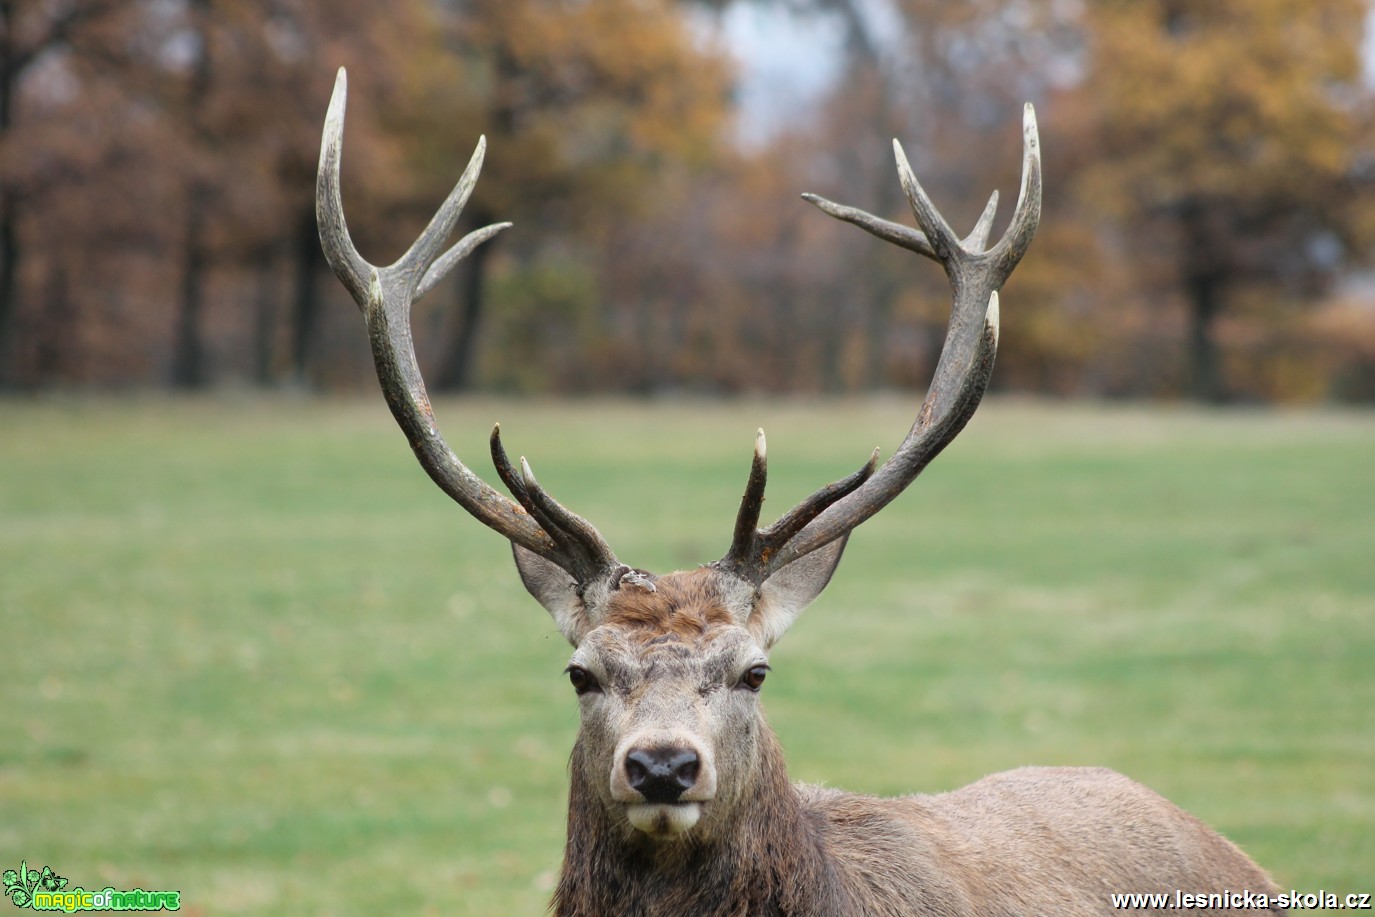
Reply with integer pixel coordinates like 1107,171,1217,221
566,665,601,695
739,665,769,692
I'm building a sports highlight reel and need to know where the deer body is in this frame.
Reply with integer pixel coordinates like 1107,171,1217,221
563,762,1278,917
315,68,1277,914
548,568,1278,917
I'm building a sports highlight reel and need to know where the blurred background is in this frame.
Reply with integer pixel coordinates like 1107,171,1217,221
1,0,1374,401
3,2,1374,915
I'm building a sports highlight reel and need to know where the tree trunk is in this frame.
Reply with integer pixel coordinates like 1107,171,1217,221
435,216,495,392
0,0,122,388
433,39,519,394
171,180,210,388
0,185,17,389
288,202,322,386
34,258,70,383
251,246,279,386
0,0,19,389
170,0,213,389
1179,200,1226,403
1184,270,1224,403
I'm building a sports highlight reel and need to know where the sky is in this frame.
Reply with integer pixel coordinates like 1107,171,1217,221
698,3,848,145
709,0,1375,147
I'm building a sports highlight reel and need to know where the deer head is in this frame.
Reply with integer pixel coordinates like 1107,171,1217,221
316,67,1040,846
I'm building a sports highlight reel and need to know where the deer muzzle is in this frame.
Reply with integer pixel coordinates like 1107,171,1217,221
612,735,717,837
625,746,701,803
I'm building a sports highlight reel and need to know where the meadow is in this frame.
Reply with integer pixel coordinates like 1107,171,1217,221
2,396,1372,915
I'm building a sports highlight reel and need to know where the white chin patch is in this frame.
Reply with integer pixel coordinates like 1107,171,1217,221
625,802,702,837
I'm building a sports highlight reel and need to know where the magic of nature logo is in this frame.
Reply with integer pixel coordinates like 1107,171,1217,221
3,862,179,912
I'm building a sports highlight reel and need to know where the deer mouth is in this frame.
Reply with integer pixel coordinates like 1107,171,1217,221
624,801,703,837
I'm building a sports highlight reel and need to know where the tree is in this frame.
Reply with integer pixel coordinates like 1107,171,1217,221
397,0,732,390
690,0,1081,392
0,0,124,388
1068,0,1375,401
128,0,434,388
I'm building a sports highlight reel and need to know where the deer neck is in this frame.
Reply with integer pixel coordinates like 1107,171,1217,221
554,724,850,917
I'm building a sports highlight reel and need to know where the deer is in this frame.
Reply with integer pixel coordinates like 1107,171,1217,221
316,67,1279,916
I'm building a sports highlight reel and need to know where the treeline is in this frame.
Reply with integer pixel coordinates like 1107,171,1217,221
2,0,1373,401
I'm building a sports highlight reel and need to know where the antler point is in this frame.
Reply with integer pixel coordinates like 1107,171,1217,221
1023,103,1040,147
326,70,348,122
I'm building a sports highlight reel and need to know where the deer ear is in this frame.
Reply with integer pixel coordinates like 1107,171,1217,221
748,535,848,648
512,544,589,646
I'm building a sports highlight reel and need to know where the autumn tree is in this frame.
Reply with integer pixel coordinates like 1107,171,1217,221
686,0,1081,392
0,0,730,391
0,0,126,388
143,0,438,387
391,0,732,390
1067,0,1375,401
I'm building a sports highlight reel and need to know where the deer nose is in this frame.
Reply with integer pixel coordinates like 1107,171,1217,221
624,746,700,804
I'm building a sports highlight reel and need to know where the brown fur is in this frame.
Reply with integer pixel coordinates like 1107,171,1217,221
558,715,1280,916
601,569,737,644
558,727,851,917
551,570,1280,917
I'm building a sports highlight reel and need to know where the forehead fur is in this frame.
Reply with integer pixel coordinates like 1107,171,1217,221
601,568,750,644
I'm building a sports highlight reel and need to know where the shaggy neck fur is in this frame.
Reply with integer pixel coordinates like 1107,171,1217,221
554,725,850,917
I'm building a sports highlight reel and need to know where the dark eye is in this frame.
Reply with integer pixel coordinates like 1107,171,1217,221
566,665,601,695
740,665,769,692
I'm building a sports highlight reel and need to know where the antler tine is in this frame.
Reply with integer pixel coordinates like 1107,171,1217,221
966,190,1000,253
417,220,509,301
799,180,1001,263
989,103,1043,278
317,68,619,585
490,423,560,536
489,426,614,576
724,429,769,566
765,446,880,546
402,135,490,291
798,194,937,260
740,106,1040,582
520,456,620,574
715,431,879,581
316,69,371,308
893,139,962,263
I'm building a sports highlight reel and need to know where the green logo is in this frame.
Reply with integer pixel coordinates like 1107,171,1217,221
3,863,179,912
3,863,66,908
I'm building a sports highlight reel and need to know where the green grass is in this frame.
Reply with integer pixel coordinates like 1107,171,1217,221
1,396,1371,914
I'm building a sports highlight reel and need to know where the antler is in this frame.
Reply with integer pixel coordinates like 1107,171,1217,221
715,105,1042,585
316,67,620,586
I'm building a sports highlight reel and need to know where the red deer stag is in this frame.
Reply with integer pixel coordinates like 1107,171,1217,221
316,68,1278,916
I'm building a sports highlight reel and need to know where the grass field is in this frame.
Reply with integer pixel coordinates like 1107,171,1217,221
2,395,1372,915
